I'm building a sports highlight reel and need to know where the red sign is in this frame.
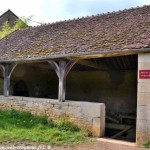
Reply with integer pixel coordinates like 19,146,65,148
139,70,150,79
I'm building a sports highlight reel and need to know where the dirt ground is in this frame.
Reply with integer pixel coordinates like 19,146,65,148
53,140,148,150
0,139,148,150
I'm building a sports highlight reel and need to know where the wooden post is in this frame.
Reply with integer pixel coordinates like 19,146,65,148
58,60,66,102
48,59,78,102
0,64,17,97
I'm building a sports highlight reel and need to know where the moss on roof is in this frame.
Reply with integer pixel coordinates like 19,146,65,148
0,5,150,62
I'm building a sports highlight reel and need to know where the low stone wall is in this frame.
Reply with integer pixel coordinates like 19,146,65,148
0,96,105,137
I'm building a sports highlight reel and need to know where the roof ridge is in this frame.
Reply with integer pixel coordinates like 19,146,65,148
19,4,150,30
1,4,150,40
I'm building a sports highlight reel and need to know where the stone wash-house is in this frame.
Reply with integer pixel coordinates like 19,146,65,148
0,9,19,31
0,5,150,145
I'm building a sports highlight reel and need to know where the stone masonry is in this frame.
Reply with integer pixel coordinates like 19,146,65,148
0,96,105,137
137,53,150,145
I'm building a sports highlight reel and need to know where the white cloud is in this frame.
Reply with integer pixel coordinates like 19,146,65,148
0,0,149,26
1,0,42,16
138,0,150,5
0,0,46,25
40,0,150,23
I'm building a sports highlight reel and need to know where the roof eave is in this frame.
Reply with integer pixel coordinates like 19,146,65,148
0,48,150,64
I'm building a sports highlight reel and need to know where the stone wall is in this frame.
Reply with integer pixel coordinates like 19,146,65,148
137,53,150,145
0,96,105,137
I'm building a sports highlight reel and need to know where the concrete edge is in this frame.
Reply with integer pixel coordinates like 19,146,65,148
97,138,136,147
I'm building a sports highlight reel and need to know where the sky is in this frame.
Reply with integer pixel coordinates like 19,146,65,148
0,0,150,26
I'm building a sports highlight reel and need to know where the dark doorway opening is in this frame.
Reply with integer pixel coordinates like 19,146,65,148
13,80,29,97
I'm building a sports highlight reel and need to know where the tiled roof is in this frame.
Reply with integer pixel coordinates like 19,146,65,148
0,5,150,62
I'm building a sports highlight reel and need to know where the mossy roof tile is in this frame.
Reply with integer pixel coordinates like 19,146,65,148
0,5,150,62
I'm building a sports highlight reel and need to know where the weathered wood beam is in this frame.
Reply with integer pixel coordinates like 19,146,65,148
48,59,78,102
48,61,60,77
111,126,132,139
64,59,78,77
58,60,66,102
77,59,110,70
106,116,120,124
0,64,17,96
106,123,131,130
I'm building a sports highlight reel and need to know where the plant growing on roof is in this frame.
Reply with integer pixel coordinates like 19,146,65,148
0,16,31,39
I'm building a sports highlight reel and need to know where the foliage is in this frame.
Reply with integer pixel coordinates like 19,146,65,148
0,109,54,129
56,118,80,132
141,141,150,148
0,109,90,146
0,16,30,39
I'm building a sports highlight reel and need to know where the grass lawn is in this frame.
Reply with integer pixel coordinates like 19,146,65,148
0,109,91,146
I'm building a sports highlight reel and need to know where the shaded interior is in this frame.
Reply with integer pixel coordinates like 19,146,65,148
0,54,137,142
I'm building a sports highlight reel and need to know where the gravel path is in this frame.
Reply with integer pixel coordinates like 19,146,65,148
53,140,147,150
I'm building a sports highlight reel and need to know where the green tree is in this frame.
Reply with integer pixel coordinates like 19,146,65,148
0,16,31,39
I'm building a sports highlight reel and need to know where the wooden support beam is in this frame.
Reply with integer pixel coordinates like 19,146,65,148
111,126,132,139
58,60,66,102
77,59,110,70
48,59,78,102
106,115,120,124
0,64,17,97
106,123,131,130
